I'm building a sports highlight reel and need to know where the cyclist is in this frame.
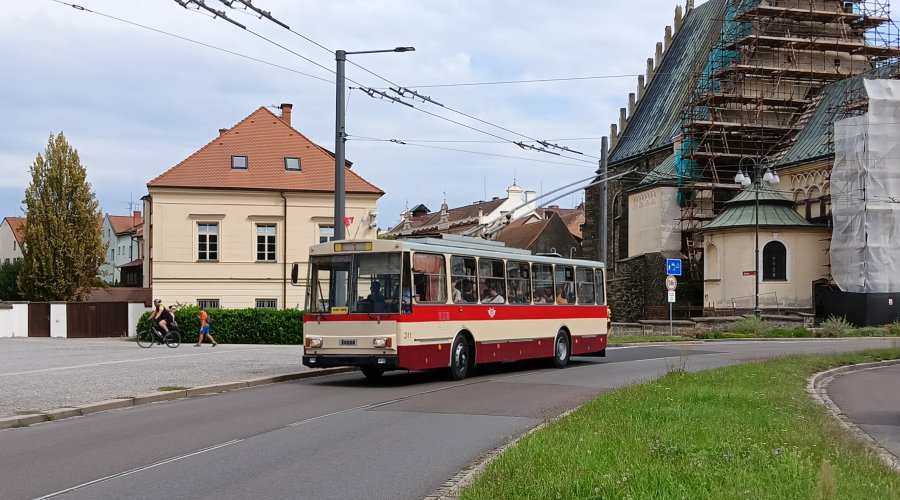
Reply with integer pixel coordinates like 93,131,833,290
150,298,175,335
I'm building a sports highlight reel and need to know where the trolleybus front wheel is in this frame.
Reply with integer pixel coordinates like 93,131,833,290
449,334,470,381
552,329,570,369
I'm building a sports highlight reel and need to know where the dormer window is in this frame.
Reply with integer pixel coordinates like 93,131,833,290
232,156,248,169
284,157,301,171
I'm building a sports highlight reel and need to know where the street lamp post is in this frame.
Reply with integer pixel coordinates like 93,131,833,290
334,46,415,241
734,160,780,319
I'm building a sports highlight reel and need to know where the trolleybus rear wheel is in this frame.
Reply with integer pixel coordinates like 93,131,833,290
552,329,570,369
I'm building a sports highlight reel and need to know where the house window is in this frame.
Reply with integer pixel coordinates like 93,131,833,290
231,156,248,169
762,241,787,281
284,157,301,171
198,223,219,261
256,224,276,261
197,299,220,309
319,225,335,243
256,298,277,309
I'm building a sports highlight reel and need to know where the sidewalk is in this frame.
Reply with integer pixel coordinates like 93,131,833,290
0,337,350,429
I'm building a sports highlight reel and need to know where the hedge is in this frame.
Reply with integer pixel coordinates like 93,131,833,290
137,306,303,345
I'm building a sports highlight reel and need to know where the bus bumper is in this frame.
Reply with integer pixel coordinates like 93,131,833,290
303,354,400,370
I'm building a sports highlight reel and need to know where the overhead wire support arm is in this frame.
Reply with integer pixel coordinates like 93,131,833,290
389,87,444,107
228,0,290,29
537,140,584,156
176,0,246,29
361,87,414,108
514,141,561,156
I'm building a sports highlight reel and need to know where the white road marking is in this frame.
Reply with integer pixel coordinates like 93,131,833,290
34,439,242,499
0,352,223,377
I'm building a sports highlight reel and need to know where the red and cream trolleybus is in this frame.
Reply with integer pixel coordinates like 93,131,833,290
293,234,609,380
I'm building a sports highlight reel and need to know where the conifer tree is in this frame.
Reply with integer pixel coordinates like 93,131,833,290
18,132,106,301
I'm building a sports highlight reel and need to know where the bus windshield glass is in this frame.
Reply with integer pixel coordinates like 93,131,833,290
308,253,403,314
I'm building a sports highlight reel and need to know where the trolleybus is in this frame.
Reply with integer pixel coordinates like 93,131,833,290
292,235,609,380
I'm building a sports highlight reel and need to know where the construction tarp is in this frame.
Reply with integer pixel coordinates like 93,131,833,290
830,79,900,293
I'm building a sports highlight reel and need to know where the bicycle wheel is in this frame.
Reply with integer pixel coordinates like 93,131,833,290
163,331,181,348
136,329,155,348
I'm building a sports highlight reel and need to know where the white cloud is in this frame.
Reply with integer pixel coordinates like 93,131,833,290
0,0,697,225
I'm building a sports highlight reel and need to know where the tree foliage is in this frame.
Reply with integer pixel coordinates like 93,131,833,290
0,260,23,301
18,133,106,301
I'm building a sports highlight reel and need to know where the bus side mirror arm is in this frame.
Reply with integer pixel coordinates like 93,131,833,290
291,263,299,285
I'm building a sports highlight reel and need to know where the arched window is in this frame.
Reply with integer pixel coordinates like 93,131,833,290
705,243,719,280
762,241,787,281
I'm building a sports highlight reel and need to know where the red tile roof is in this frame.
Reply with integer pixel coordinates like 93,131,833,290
148,107,383,195
108,214,143,235
495,218,550,250
84,287,151,305
387,198,506,234
3,217,25,247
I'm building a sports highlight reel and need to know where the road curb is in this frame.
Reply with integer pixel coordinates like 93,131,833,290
807,359,900,473
0,367,356,431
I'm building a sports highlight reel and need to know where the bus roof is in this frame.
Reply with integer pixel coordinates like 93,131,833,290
309,236,605,269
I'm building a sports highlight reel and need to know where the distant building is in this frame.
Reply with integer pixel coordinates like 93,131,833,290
99,211,143,285
144,103,382,309
0,217,24,265
385,183,537,237
495,213,582,258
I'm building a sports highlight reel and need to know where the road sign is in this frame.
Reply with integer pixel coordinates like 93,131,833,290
667,290,676,303
742,270,757,276
666,258,682,276
665,275,677,291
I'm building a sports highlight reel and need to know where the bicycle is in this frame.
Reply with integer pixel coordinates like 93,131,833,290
136,322,181,348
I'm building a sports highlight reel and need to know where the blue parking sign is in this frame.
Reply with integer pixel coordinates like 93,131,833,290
666,258,682,276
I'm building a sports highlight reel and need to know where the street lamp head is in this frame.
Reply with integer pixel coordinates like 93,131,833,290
734,170,747,184
393,46,416,52
762,168,775,183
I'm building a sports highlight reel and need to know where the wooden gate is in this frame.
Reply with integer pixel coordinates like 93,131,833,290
67,302,129,338
28,303,51,337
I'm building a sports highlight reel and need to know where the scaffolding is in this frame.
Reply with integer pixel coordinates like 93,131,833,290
677,0,900,278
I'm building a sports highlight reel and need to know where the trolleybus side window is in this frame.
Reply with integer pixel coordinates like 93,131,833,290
478,258,506,304
533,263,554,304
506,261,531,304
576,267,595,304
555,265,575,304
595,268,606,305
412,253,447,303
450,256,477,304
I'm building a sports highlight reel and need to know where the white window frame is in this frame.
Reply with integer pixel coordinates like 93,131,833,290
256,223,277,262
256,298,277,309
197,298,220,309
319,225,335,244
197,222,219,262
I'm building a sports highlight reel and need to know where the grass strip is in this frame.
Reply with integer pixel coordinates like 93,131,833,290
462,349,900,499
608,335,694,344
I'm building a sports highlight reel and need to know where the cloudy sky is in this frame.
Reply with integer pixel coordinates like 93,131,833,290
1,0,694,228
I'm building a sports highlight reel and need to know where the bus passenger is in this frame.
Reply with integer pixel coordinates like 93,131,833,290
368,281,388,312
556,286,569,304
482,286,504,304
462,281,477,303
452,279,463,303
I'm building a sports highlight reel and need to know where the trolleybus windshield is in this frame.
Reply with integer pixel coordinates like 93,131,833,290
308,253,403,314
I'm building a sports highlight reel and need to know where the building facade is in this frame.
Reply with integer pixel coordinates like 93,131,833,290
99,211,143,284
145,104,382,309
0,217,24,265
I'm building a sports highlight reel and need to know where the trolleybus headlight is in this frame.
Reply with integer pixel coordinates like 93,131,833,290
372,337,392,348
306,337,323,349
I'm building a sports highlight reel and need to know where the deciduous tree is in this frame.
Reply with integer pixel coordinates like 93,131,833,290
18,133,106,301
0,259,23,301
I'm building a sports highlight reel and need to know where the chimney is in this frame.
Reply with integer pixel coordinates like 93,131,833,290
279,103,293,126
133,210,141,219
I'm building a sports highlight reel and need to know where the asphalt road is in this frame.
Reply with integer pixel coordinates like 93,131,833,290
0,338,895,500
826,363,900,459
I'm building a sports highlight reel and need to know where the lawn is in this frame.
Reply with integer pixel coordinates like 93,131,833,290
462,349,900,499
608,335,694,344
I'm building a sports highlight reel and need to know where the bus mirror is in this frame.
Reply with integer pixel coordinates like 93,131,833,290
290,263,299,285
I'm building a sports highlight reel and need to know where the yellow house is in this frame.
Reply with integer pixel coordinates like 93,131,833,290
144,104,383,309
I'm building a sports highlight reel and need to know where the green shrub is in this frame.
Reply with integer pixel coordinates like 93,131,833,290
850,326,888,337
694,331,750,340
820,315,853,338
137,306,303,344
764,327,813,338
726,316,769,336
886,321,900,336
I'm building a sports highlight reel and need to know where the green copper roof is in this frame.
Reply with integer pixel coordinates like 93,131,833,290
609,0,727,165
702,183,812,230
638,153,678,186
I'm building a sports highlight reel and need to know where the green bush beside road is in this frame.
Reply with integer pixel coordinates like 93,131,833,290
137,307,303,345
462,349,900,499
